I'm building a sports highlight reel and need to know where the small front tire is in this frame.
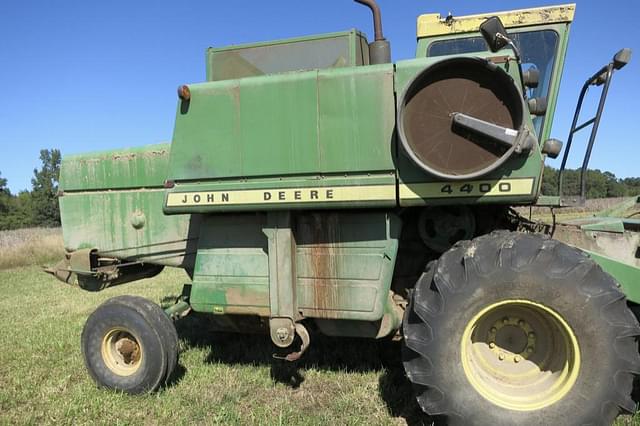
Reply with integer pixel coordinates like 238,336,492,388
82,296,178,394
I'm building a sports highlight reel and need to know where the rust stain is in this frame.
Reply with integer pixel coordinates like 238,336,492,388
305,213,342,317
223,306,271,317
226,287,269,307
144,149,168,157
112,153,137,161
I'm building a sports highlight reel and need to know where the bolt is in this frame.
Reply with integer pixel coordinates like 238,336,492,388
489,342,496,349
275,327,290,342
502,317,509,324
528,332,535,338
490,327,497,333
527,347,534,353
514,355,522,363
518,320,525,327
498,353,505,361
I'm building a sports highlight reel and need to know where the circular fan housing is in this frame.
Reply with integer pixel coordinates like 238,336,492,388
397,57,525,180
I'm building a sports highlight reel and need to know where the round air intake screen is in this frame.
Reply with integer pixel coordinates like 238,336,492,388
397,57,525,180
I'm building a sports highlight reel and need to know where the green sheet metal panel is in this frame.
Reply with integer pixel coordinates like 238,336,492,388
586,250,640,304
317,64,395,173
60,143,170,192
169,79,242,179
239,72,320,176
59,189,197,267
295,212,400,320
189,211,399,321
190,214,271,315
167,64,395,183
59,144,197,266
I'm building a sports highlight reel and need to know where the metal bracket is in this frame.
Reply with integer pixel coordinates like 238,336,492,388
272,323,311,362
263,212,304,351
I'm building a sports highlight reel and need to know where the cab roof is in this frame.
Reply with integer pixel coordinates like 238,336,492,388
417,3,575,38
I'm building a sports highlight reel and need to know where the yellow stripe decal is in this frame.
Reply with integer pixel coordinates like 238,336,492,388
166,185,397,207
417,4,575,37
400,178,534,200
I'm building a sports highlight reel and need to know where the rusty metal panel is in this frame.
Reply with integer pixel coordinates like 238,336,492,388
59,189,198,268
417,4,575,37
189,211,399,321
168,64,395,183
168,72,319,181
295,212,399,320
58,144,198,266
60,143,170,192
189,214,271,316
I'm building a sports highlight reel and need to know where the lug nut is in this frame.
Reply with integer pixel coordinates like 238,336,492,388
518,320,525,326
489,342,496,349
490,327,497,333
527,347,534,353
502,317,509,324
498,353,505,361
514,355,521,363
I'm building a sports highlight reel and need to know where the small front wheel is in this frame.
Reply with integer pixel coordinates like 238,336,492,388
81,296,178,394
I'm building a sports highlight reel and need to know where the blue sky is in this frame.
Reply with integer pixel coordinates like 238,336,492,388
0,0,638,193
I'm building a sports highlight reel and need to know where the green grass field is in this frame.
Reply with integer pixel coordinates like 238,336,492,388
0,266,427,425
0,229,639,425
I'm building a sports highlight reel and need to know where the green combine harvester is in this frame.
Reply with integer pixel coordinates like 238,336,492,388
50,1,638,424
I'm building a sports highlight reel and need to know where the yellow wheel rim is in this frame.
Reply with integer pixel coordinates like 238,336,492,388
101,328,144,376
460,299,580,411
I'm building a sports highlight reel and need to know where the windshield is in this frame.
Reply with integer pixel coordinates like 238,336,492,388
427,30,559,137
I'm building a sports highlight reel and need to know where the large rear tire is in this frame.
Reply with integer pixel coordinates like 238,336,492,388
402,231,640,425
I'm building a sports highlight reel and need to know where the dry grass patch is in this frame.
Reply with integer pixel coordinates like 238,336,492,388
0,228,64,270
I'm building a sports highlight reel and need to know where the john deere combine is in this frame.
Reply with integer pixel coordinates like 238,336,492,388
51,1,638,424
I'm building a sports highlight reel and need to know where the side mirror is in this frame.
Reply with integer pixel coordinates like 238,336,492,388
542,138,563,159
480,17,510,52
613,48,632,70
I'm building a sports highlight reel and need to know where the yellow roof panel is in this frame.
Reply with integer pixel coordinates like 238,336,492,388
417,4,575,38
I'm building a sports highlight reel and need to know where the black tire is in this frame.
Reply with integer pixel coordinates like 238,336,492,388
82,296,178,394
103,296,179,385
402,231,640,426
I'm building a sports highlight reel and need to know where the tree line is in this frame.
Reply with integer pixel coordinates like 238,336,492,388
0,151,638,231
541,166,640,198
0,149,61,230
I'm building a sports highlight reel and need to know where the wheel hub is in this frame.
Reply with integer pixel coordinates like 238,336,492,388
486,316,537,363
101,328,143,376
460,299,580,411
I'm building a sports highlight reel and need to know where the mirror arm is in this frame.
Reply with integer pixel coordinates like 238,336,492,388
496,33,527,96
497,34,522,64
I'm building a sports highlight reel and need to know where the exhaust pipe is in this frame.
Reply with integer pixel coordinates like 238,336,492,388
354,0,391,64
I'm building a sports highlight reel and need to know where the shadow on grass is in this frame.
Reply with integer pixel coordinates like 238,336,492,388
174,313,429,425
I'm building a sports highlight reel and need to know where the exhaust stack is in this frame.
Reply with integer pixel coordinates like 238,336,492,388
354,0,391,64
